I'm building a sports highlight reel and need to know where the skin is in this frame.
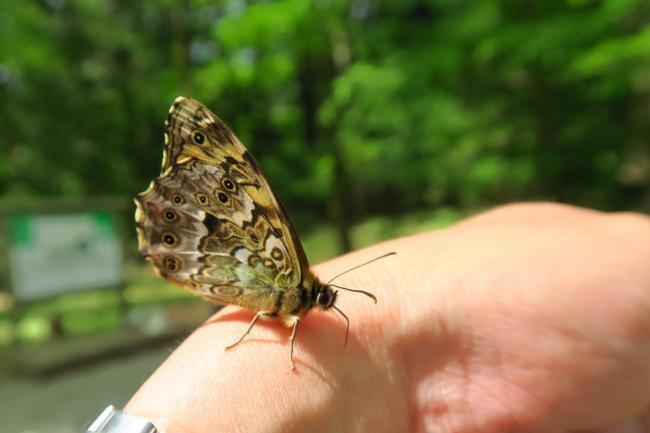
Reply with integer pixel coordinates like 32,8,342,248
125,203,650,433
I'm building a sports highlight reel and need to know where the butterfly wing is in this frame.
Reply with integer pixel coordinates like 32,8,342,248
134,97,310,309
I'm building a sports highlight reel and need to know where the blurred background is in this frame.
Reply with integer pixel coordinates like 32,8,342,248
1,0,649,432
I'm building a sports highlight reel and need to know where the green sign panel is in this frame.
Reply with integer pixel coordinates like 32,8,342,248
8,212,123,301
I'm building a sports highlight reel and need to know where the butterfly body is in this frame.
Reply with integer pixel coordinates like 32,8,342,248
135,97,349,368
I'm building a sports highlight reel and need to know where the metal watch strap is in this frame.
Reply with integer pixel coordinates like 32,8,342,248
84,405,159,433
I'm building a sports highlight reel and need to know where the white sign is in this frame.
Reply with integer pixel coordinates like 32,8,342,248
8,212,123,301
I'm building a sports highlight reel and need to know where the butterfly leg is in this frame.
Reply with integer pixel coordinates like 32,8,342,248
225,311,263,350
287,315,300,370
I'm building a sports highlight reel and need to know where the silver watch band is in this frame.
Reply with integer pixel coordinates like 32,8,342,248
85,405,159,433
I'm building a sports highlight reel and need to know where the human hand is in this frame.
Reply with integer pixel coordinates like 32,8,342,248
125,203,650,433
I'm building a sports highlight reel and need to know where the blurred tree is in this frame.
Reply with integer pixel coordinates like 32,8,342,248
0,0,648,253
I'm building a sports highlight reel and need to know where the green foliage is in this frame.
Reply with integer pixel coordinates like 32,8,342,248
1,0,648,227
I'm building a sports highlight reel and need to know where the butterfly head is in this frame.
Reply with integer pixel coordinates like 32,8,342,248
311,253,396,347
315,285,338,310
313,281,375,348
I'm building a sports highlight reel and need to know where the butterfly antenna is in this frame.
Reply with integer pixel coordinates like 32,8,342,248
326,252,396,286
332,304,350,348
329,284,377,304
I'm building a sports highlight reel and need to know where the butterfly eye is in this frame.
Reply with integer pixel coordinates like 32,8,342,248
216,191,229,204
171,193,185,205
316,289,336,308
161,231,179,247
195,193,209,205
162,209,179,223
317,291,330,306
192,131,205,144
164,256,182,273
221,177,237,192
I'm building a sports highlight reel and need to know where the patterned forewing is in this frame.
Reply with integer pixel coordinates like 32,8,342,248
160,97,309,287
135,97,309,309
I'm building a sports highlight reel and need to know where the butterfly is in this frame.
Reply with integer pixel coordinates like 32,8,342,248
134,96,393,369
